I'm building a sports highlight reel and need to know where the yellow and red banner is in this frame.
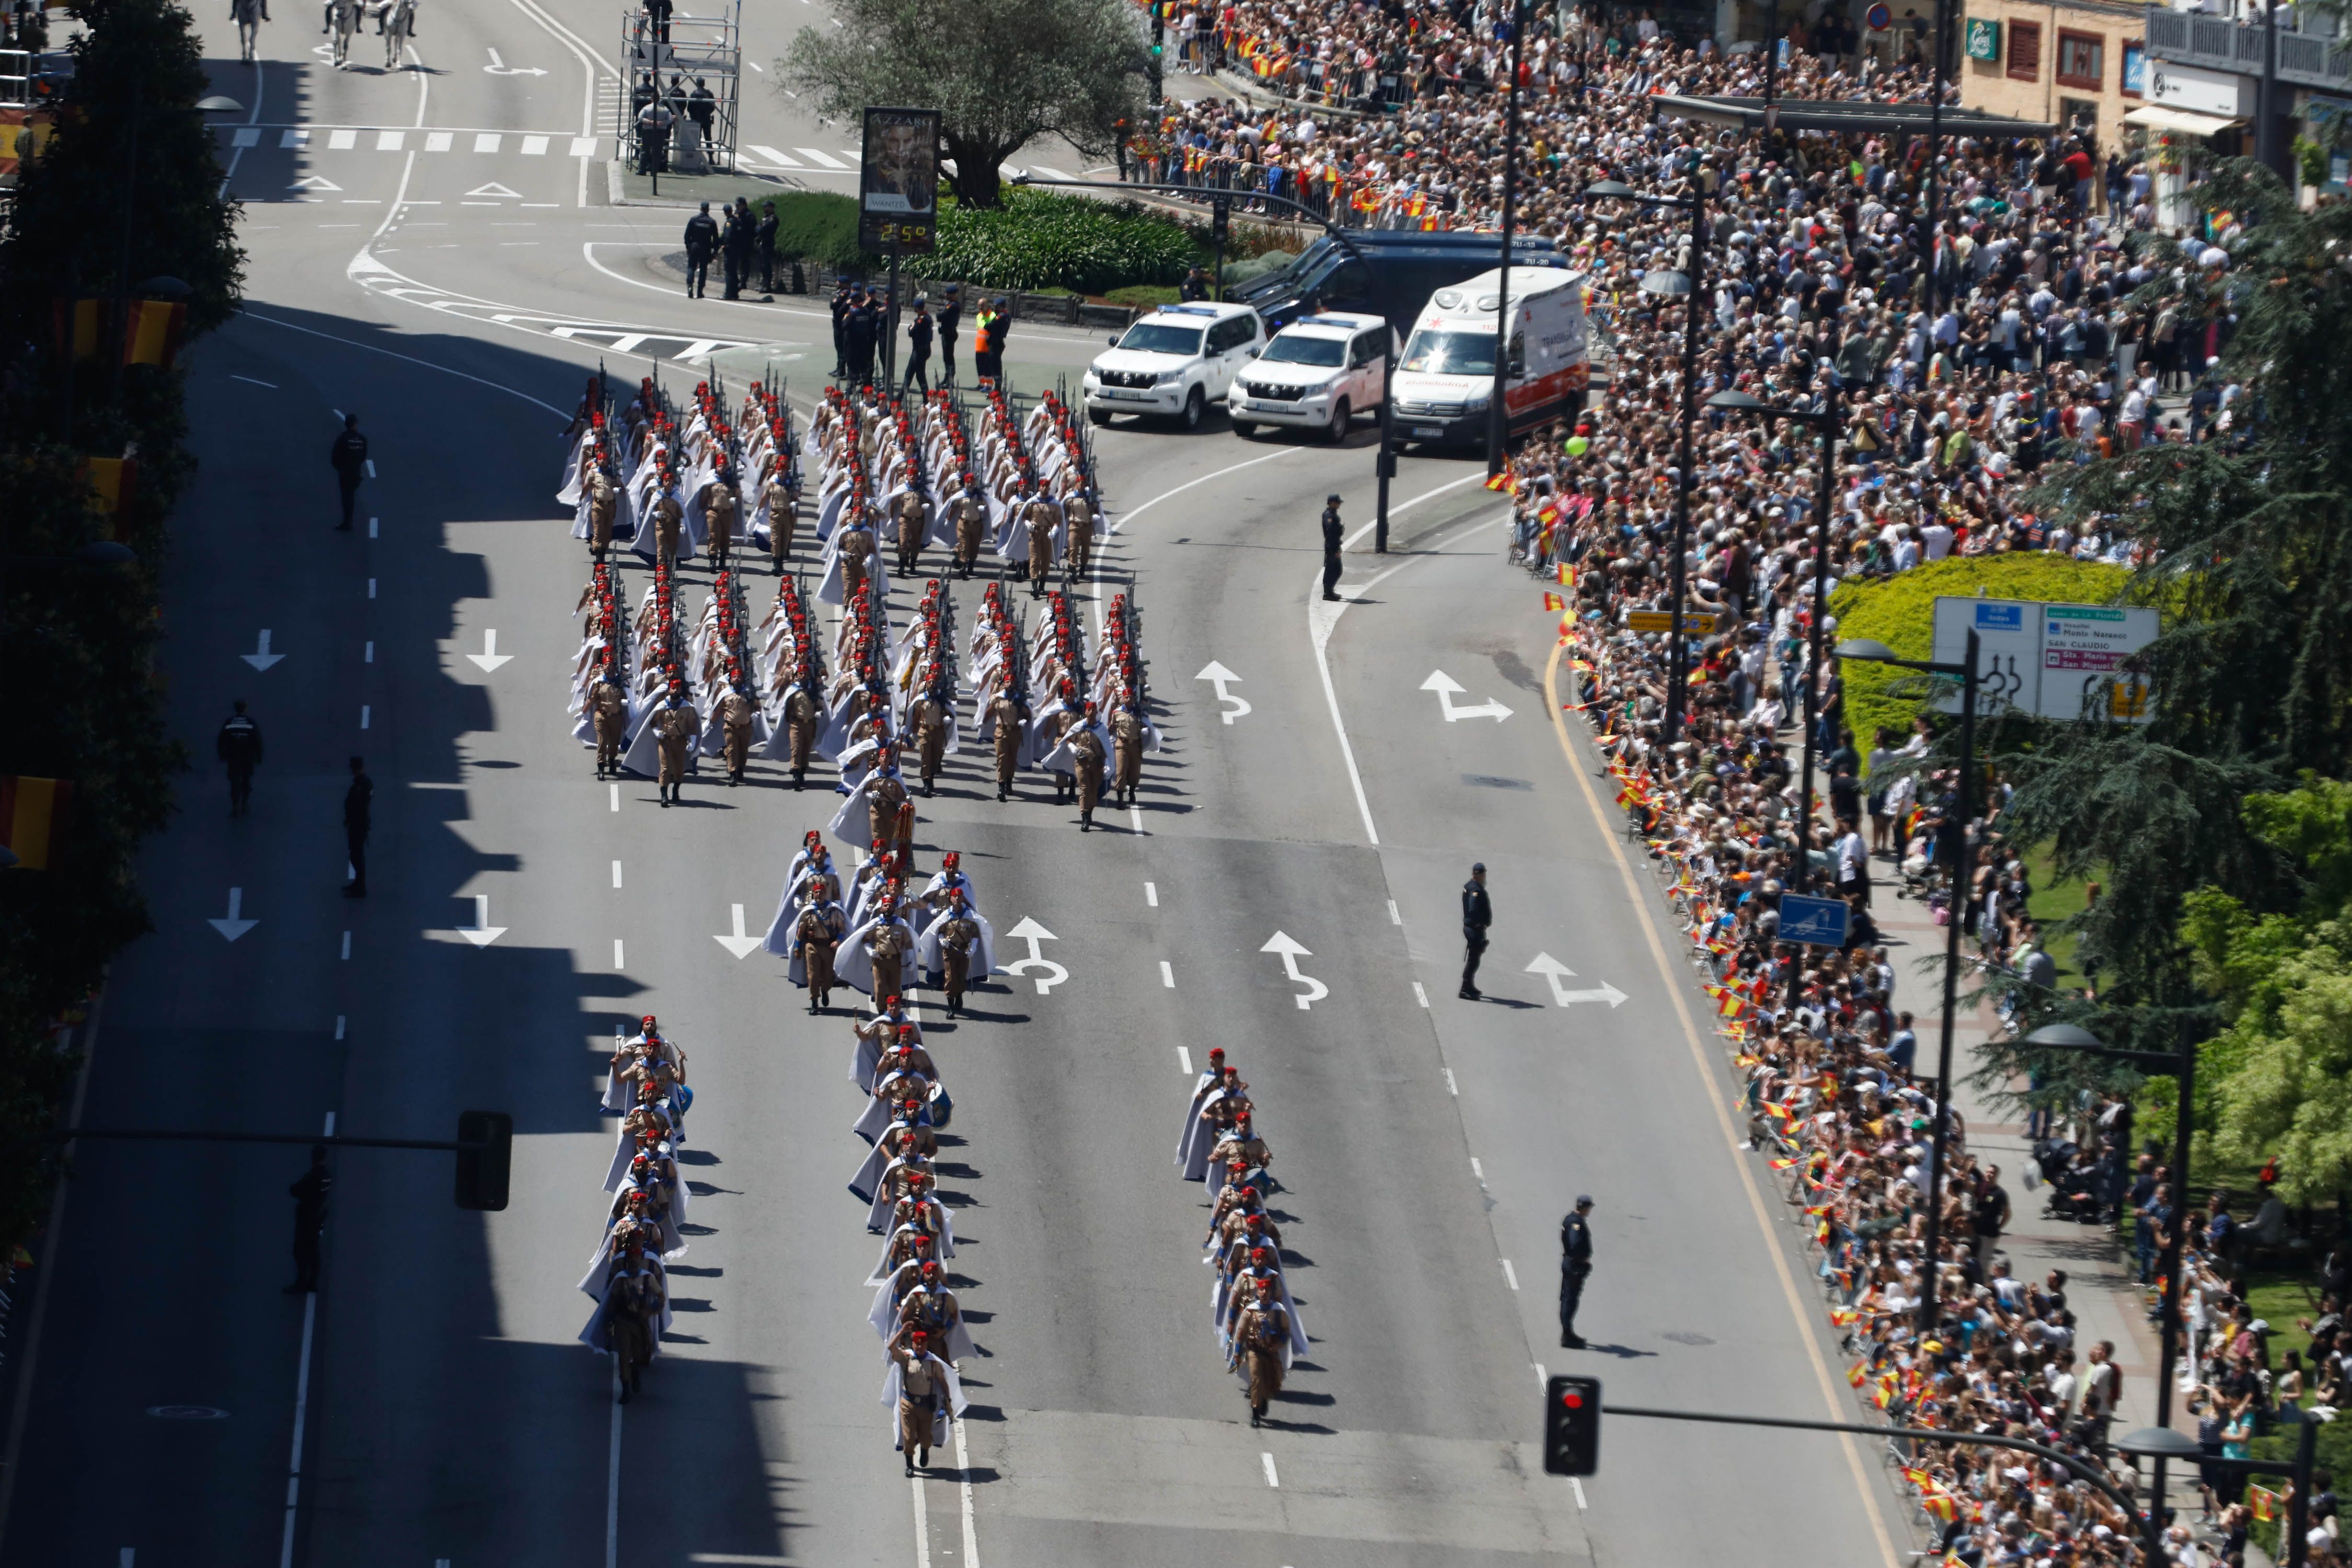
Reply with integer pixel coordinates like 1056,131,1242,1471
123,298,187,368
79,456,138,535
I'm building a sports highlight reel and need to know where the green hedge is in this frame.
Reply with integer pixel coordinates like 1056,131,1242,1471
928,188,1195,295
1829,555,2132,765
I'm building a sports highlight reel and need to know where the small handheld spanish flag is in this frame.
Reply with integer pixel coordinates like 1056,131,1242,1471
1557,562,1574,586
0,777,72,871
1543,592,1565,613
1847,1360,1869,1388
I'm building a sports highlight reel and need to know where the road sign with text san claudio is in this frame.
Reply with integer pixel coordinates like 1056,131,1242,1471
1928,596,2157,724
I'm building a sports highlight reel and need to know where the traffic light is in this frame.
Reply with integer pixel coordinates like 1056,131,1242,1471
1149,1,1166,104
1543,1374,1601,1475
454,1110,513,1211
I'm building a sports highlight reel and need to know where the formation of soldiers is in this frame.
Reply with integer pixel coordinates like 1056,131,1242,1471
1178,1048,1307,1428
559,372,800,575
579,1014,693,1403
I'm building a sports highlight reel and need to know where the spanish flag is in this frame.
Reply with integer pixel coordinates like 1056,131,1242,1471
1829,1307,1861,1327
1847,1360,1869,1388
79,456,137,534
1556,562,1574,586
1484,471,1512,491
1543,592,1565,613
122,298,187,368
1918,1491,1957,1524
2251,1485,2278,1523
1768,1155,1800,1170
0,777,72,871
53,297,103,362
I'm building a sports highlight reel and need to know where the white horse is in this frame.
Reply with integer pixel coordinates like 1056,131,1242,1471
232,0,267,63
380,0,413,70
324,0,359,67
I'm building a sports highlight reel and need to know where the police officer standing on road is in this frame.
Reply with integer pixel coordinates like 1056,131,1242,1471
720,197,753,301
905,296,935,393
937,285,962,387
329,411,368,531
1559,1195,1594,1348
217,699,263,816
845,286,879,387
286,1145,331,1294
682,201,719,298
1459,860,1490,999
342,754,372,898
1319,492,1343,602
829,278,854,376
755,198,779,294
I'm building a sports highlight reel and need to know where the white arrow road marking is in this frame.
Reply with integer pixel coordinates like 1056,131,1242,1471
713,904,762,959
208,887,258,942
1260,931,1329,1010
288,174,342,192
241,630,283,671
1001,916,1067,994
1194,660,1251,724
465,629,512,672
483,48,548,74
465,181,523,199
456,893,507,947
1420,669,1513,722
1525,953,1629,1008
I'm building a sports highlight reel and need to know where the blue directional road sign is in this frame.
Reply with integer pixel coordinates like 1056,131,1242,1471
1778,893,1850,948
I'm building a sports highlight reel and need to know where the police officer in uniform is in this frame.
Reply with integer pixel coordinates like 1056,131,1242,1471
217,699,264,815
937,285,962,386
1459,860,1490,999
330,412,368,531
1559,1195,1594,1348
1319,492,1343,601
905,296,934,394
285,1145,331,1294
682,201,719,298
342,754,372,898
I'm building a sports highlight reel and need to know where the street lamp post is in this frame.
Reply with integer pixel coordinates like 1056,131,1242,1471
2023,1019,2202,1524
1013,173,1401,549
1836,631,1979,1335
1486,0,1528,479
1584,178,1710,744
1708,384,1842,1007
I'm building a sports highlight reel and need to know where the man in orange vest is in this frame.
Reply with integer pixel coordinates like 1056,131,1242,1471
973,299,1009,384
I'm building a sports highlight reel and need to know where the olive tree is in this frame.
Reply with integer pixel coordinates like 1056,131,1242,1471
782,0,1145,209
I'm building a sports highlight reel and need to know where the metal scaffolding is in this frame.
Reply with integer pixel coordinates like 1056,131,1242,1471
618,3,743,175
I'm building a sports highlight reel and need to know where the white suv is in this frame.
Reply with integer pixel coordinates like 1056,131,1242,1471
1083,302,1265,431
1226,310,1392,442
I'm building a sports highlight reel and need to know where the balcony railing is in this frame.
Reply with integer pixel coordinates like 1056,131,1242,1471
2145,3,2351,89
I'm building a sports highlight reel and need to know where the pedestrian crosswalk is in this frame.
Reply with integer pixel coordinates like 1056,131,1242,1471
225,125,600,157
740,144,860,173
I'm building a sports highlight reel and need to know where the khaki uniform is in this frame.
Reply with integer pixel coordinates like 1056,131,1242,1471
651,493,684,564
952,494,985,576
782,688,821,782
910,697,949,793
705,483,737,566
762,478,797,568
935,913,979,1012
986,694,1028,798
839,523,874,599
1109,708,1144,804
868,921,910,1001
717,690,755,781
893,492,927,575
588,471,618,554
796,906,838,1007
1024,500,1056,590
895,1350,942,1466
1235,1300,1287,1418
653,699,699,795
1069,724,1106,826
592,677,628,776
1063,492,1095,575
867,773,912,852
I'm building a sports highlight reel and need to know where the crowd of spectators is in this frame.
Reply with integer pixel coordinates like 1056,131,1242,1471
1110,0,2342,1562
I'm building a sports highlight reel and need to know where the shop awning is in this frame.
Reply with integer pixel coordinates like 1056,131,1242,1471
2122,104,2246,136
1647,94,2057,137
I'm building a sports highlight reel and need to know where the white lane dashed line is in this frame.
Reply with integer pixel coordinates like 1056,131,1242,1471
609,783,620,812
232,374,278,388
1445,1067,1457,1094
1388,899,1400,924
1533,1362,1547,1387
1177,1045,1191,1075
910,1472,932,1567
334,1016,347,1040
1572,1477,1588,1509
368,579,377,598
1144,880,1158,907
1261,1452,1279,1489
612,860,623,889
364,641,374,663
613,939,624,969
359,706,371,729
1159,961,1174,988
1501,1259,1519,1291
368,516,378,537
340,931,351,961
1412,981,1429,1009
1470,1157,1483,1179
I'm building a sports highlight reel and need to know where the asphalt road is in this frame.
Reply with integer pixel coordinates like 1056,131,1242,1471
1,6,1913,1565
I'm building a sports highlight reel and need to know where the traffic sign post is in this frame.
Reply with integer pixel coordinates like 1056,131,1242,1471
1776,892,1850,948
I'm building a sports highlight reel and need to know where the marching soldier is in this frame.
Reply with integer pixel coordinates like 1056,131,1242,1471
717,677,756,785
653,681,699,806
592,661,629,779
587,467,619,558
837,506,876,601
1069,705,1107,831
762,463,797,572
780,673,822,789
985,682,1030,802
909,679,951,798
705,470,739,570
1109,698,1145,809
950,472,985,579
1062,480,1096,578
1231,1278,1290,1428
1022,488,1057,596
891,485,927,577
650,480,685,569
932,895,981,1016
865,750,913,850
864,897,913,1000
890,1330,952,1475
794,895,845,1011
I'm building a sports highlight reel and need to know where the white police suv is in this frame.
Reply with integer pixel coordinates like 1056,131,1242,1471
1225,310,1392,442
1082,301,1266,431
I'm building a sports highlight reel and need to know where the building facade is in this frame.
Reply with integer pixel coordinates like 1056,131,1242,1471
1958,0,2151,152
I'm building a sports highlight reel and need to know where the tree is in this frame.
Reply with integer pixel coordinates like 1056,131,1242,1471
781,0,1145,209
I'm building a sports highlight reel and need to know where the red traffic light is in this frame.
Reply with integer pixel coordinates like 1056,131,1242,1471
1560,1390,1584,1409
1544,1374,1601,1476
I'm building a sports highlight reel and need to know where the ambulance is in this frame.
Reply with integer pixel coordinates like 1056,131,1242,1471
1388,267,1589,451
